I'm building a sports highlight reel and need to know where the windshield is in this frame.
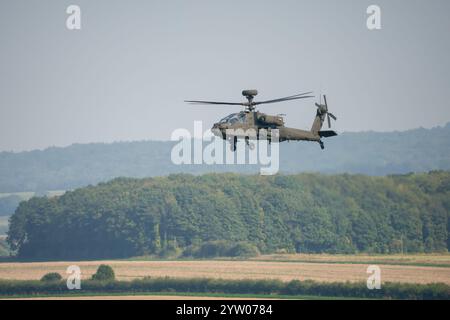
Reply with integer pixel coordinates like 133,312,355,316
219,112,245,124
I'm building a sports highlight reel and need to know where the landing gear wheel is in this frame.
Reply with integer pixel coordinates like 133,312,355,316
245,137,256,150
229,137,237,152
319,141,325,150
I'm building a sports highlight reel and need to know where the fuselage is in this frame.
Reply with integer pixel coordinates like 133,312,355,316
211,111,321,143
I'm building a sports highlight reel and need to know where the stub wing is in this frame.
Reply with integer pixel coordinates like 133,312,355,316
319,130,338,138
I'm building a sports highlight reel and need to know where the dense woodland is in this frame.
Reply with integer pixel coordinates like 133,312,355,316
0,124,449,193
7,171,449,259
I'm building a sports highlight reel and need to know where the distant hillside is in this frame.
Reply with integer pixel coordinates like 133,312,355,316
0,237,9,257
7,172,449,259
0,123,449,193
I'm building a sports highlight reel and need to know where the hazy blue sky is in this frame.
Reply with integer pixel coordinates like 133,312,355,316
1,0,449,151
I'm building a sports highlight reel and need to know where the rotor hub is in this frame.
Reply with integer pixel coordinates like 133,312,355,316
242,90,258,110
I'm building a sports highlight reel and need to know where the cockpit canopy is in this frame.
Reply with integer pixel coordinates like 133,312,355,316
219,112,246,125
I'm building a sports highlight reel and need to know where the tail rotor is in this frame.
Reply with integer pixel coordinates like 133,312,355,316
315,94,337,128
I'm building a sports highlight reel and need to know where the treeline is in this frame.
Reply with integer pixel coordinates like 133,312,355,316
0,277,448,300
7,171,449,259
1,124,449,193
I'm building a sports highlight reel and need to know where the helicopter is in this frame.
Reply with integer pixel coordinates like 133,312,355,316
185,90,337,151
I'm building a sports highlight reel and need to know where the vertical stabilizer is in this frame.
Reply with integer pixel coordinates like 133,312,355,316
311,111,324,135
311,95,336,135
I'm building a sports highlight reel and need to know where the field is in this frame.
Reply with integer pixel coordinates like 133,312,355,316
0,192,35,200
0,190,66,199
250,253,450,267
0,254,449,285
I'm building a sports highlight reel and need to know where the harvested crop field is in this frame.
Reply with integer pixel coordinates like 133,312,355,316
250,253,450,267
0,255,449,285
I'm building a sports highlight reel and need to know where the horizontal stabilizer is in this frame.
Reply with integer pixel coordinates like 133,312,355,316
319,130,338,138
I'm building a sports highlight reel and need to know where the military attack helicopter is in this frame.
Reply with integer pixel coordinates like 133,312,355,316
185,90,337,151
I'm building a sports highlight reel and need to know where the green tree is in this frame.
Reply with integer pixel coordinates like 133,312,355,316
91,265,115,281
41,272,62,282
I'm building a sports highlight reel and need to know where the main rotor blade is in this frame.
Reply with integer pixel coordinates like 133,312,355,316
254,94,314,106
254,91,313,104
328,112,337,120
323,95,328,108
276,91,314,100
185,100,245,106
327,114,331,128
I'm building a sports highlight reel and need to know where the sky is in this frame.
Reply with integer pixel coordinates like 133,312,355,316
0,0,449,152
